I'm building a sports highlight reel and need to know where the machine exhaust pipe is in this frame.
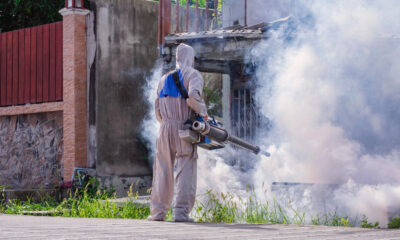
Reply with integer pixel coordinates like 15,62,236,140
192,120,261,155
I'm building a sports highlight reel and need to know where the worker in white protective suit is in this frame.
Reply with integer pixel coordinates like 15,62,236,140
148,43,208,222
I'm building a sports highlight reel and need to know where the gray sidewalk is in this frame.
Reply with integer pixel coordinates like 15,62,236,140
0,214,399,240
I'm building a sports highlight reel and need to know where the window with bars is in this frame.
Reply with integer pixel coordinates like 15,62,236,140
231,88,260,140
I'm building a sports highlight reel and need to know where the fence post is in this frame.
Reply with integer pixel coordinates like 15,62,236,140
214,0,218,29
186,0,189,32
206,0,209,31
158,0,171,54
175,0,180,33
195,0,199,32
59,5,90,183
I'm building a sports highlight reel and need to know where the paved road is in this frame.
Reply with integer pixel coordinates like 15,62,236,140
1,214,399,240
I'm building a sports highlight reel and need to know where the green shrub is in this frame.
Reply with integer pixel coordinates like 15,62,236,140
361,215,380,228
388,217,400,229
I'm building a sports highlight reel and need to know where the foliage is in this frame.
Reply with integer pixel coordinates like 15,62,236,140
55,190,149,219
0,0,63,33
0,181,390,229
361,215,380,228
154,0,223,11
203,86,222,116
388,217,400,229
73,174,115,200
0,181,149,219
0,0,90,33
193,187,361,227
193,187,307,225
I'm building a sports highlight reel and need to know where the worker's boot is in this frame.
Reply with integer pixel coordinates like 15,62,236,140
147,215,164,221
174,216,194,222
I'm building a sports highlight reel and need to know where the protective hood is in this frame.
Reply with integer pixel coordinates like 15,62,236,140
176,43,195,72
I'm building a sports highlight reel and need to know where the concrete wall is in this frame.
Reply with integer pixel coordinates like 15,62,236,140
0,112,63,189
89,0,159,178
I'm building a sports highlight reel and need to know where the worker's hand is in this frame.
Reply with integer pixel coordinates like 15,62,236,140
203,115,208,121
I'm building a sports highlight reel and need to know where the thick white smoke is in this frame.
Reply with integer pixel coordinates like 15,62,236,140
142,0,400,226
252,0,400,226
141,61,162,166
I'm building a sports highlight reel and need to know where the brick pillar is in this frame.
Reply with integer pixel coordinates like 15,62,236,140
59,7,90,182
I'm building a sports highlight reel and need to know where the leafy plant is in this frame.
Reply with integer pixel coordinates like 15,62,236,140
388,217,400,229
203,86,222,116
361,215,380,228
0,0,91,33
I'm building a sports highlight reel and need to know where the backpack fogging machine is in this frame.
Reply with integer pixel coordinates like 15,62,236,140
179,117,270,156
169,69,269,156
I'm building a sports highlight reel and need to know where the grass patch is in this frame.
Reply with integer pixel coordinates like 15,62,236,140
193,188,354,226
0,179,149,220
0,185,11,190
388,217,400,229
1,180,398,228
361,215,380,228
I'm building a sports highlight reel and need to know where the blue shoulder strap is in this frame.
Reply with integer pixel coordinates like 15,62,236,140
159,69,188,99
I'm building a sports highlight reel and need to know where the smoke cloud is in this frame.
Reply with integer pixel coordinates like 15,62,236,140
142,0,400,226
141,61,162,166
252,0,400,225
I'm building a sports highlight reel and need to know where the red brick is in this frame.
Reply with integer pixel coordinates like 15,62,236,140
60,8,90,181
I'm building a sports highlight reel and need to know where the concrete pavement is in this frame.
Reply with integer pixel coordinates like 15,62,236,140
0,214,399,240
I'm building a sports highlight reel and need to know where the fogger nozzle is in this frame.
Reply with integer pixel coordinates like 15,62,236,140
192,121,206,132
192,120,262,155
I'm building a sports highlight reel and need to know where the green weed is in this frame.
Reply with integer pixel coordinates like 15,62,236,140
2,179,149,220
361,215,380,228
193,187,307,225
388,217,400,229
1,180,389,228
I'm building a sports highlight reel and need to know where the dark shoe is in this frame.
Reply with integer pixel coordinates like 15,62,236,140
147,216,164,221
174,217,194,222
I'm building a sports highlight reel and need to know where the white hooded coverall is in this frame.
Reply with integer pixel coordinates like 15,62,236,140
150,44,208,221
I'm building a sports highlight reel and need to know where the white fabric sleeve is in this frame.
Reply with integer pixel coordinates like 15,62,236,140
186,71,208,117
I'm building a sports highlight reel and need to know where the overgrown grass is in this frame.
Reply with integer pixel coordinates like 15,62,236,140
0,180,149,220
388,217,400,229
192,187,399,229
193,188,351,226
1,181,399,229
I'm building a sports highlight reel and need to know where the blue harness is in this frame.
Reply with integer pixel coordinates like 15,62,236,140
159,69,188,99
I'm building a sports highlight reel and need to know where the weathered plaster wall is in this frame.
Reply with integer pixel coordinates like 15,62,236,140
0,112,63,189
89,0,158,177
88,1,215,195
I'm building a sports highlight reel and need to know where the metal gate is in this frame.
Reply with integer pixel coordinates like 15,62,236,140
231,88,260,140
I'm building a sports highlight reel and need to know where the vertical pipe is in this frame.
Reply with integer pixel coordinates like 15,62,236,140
161,0,171,45
238,89,241,137
65,0,68,8
214,0,218,29
164,0,171,37
186,0,189,32
244,0,247,26
195,0,199,32
158,0,163,48
176,0,180,33
250,89,253,139
205,0,209,31
244,89,247,139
